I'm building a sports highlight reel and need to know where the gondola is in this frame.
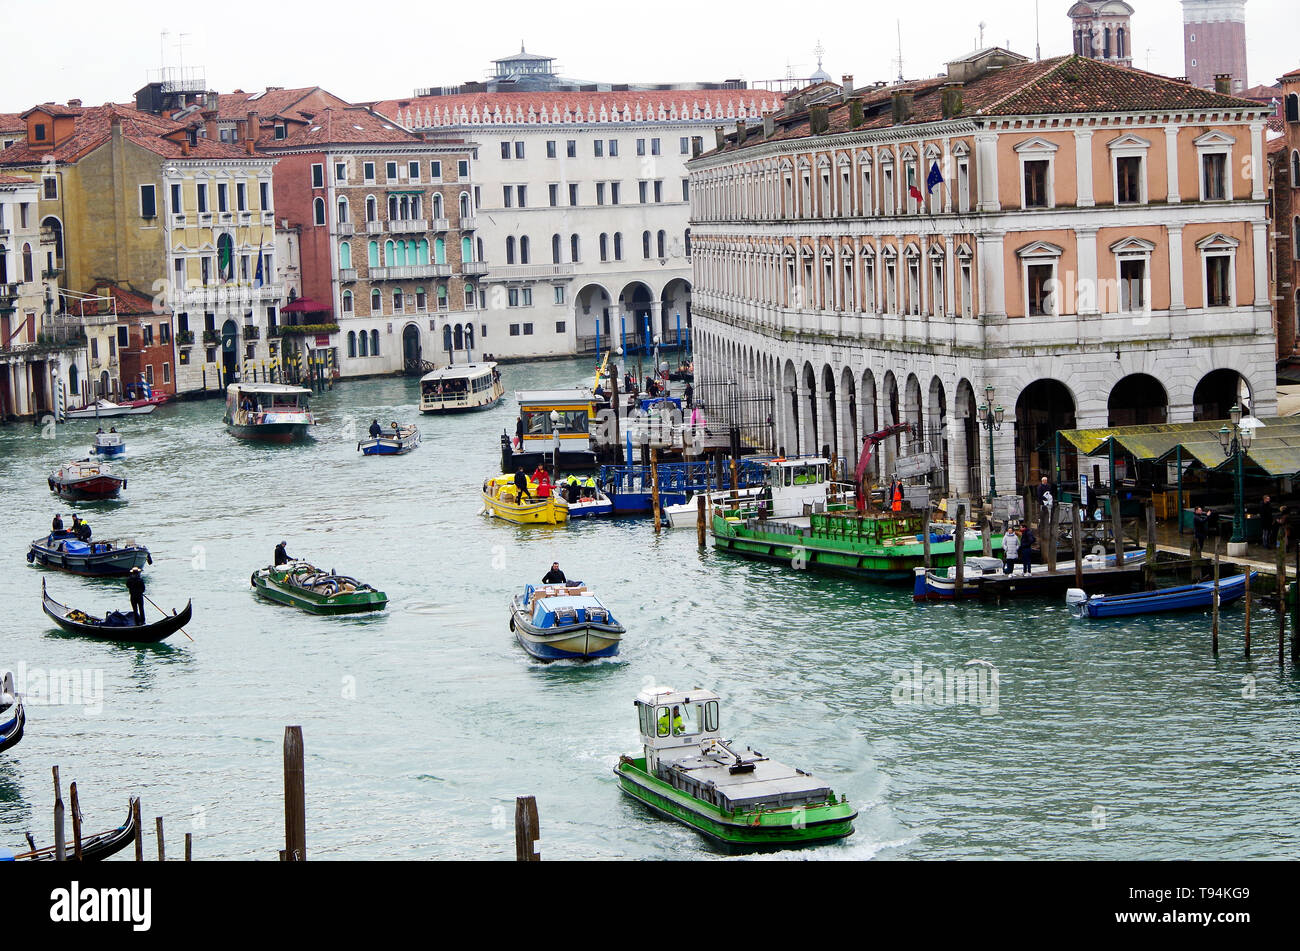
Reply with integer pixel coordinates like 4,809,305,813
42,580,191,643
8,798,139,861
0,671,24,754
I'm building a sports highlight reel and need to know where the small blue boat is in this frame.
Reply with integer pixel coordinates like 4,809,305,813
90,431,125,458
27,532,151,577
358,424,420,456
509,582,625,660
1068,571,1256,618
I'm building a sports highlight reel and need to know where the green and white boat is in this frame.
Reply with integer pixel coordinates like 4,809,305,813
250,561,388,615
711,457,985,583
615,686,857,849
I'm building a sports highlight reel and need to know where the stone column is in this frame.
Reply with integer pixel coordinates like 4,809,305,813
975,131,1001,213
1253,220,1269,308
1164,126,1181,203
1075,226,1099,315
1250,120,1267,202
1074,129,1095,207
1168,225,1185,312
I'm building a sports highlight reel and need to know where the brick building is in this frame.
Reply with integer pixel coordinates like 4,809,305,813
1268,69,1300,363
1183,0,1249,94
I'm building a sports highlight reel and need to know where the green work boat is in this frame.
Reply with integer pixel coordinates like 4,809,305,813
250,561,388,615
710,457,985,583
615,686,857,849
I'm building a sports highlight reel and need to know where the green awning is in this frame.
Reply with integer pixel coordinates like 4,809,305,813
1055,417,1300,479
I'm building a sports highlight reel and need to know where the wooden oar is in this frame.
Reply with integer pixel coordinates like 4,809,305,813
144,594,193,642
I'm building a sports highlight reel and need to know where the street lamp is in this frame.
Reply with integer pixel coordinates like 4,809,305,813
1217,403,1253,546
975,384,1005,504
550,409,561,479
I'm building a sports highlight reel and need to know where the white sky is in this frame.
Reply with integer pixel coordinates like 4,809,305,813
2,0,1295,113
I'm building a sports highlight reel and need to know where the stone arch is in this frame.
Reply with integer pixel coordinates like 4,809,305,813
841,365,859,472
928,375,949,494
1015,378,1078,489
821,363,838,461
1108,373,1168,427
802,361,819,456
782,359,799,456
1193,368,1252,421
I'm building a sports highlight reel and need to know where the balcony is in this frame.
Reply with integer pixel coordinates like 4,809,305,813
459,216,477,230
338,268,358,282
261,211,275,225
365,221,384,235
202,329,221,345
243,325,260,340
430,217,449,232
389,219,428,234
370,264,451,280
483,263,574,282
177,330,195,346
462,261,489,276
336,222,355,236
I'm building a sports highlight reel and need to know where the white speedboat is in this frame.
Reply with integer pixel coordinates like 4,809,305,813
64,399,156,420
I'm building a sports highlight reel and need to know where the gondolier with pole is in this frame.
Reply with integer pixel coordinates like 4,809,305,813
127,567,146,624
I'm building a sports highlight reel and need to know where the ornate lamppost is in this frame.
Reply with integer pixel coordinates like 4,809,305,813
1217,403,1253,548
976,384,1005,504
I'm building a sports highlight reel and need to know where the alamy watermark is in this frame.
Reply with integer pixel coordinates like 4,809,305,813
890,659,999,716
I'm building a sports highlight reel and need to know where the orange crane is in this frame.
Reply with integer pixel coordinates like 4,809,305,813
853,422,912,513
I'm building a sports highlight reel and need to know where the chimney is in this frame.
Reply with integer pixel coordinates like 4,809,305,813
848,98,865,128
203,112,218,141
245,109,259,143
67,98,82,108
762,114,775,138
841,74,854,102
691,137,703,158
246,136,256,156
735,120,747,145
891,89,914,124
1215,73,1232,95
941,82,965,119
809,105,829,135
180,138,190,156
714,124,726,150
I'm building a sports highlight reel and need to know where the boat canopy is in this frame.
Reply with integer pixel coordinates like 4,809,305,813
634,686,723,751
420,362,497,382
1055,415,1300,478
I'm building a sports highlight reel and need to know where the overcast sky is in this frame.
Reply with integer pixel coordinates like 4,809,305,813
3,0,1295,113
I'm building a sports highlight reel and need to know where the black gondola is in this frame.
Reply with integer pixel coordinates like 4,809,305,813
12,798,138,861
42,580,192,644
0,671,24,753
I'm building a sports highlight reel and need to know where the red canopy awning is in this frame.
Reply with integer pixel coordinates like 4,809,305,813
282,297,331,314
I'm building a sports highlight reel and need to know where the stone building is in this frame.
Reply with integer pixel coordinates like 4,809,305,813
1268,69,1300,363
1068,1,1135,67
688,50,1275,500
1183,0,1249,94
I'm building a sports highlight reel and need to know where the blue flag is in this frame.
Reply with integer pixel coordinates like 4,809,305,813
254,242,264,288
926,161,944,195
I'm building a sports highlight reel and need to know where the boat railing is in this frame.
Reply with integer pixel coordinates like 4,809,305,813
599,459,767,494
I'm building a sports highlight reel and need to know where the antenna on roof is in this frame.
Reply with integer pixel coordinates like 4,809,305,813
894,20,904,83
1035,0,1041,61
160,30,169,72
979,20,986,49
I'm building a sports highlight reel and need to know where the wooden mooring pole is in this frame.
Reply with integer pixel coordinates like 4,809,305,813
1110,494,1125,567
133,798,143,861
1278,531,1288,667
185,832,192,862
1211,539,1220,656
650,448,661,534
954,504,966,597
156,817,165,861
1145,505,1157,589
70,781,83,862
283,725,306,861
515,795,541,861
1243,567,1251,657
982,518,992,558
1045,503,1058,573
1072,503,1084,589
922,507,932,571
53,766,65,862
696,493,706,548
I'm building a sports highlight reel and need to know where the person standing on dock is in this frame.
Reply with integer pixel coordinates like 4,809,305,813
1192,507,1208,556
1259,495,1275,550
1019,524,1035,574
1037,477,1054,515
1002,525,1020,574
127,567,146,624
683,381,694,408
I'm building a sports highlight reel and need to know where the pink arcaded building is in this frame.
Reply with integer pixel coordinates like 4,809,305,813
1183,0,1249,94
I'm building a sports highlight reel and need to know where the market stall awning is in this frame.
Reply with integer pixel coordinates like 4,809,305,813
1055,417,1300,479
282,297,331,314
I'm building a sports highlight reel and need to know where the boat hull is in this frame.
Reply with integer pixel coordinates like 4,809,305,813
420,389,505,414
226,421,312,443
482,482,569,525
64,403,155,419
1079,572,1253,618
615,759,856,848
915,552,1148,601
250,567,387,615
90,445,125,459
50,477,123,501
0,701,24,754
42,584,191,644
28,536,150,577
509,602,622,660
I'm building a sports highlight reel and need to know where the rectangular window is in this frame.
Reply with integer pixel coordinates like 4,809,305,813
639,181,648,203
196,182,208,213
258,181,269,211
364,162,376,182
458,159,469,178
680,136,690,154
546,140,557,158
1202,153,1227,200
214,182,227,213
510,323,520,336
681,178,690,201
522,288,532,306
523,322,534,334
43,177,57,200
637,138,646,156
610,182,620,205
594,140,604,158
516,185,526,208
1027,263,1055,315
335,162,347,182
553,286,565,304
651,138,660,155
408,161,420,182
654,180,663,202
514,141,524,159
961,263,973,318
117,326,128,348
1120,258,1146,311
508,288,519,307
596,182,605,205
501,141,511,159
430,160,442,180
503,186,513,208
1206,256,1231,307
311,164,324,188
608,140,618,157
142,324,154,346
549,183,559,206
1023,160,1049,208
1116,156,1142,204
163,362,171,384
235,182,247,211
555,320,566,333
140,184,157,218
567,140,576,158
569,183,579,205
386,161,398,180
957,160,970,213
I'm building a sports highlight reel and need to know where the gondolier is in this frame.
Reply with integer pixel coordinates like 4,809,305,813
127,567,146,624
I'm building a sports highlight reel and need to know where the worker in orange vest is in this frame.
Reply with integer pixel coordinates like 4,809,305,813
891,480,903,513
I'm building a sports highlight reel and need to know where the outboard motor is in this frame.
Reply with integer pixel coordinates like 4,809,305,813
1065,588,1089,617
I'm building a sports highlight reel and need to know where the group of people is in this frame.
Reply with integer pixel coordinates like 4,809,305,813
51,512,92,542
94,426,118,435
368,419,401,439
1192,496,1291,554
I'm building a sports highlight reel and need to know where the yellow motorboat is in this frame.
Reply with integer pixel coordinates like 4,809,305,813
482,475,570,525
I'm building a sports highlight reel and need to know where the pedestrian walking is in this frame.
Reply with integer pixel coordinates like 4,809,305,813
1192,506,1208,556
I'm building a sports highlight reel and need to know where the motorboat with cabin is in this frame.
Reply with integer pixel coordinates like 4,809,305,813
90,430,126,458
48,459,125,501
509,581,625,660
419,362,504,413
224,383,315,442
64,399,155,420
614,686,857,848
500,389,598,473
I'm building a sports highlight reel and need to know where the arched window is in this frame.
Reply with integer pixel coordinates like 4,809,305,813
339,241,352,269
1116,27,1125,60
454,323,464,350
384,239,396,266
365,196,377,222
1294,217,1300,259
417,239,429,264
552,233,562,263
462,236,473,262
217,233,234,281
337,196,349,223
371,329,380,355
434,238,446,265
393,287,404,311
1286,94,1299,123
0,244,7,283
443,325,453,351
395,241,407,266
313,197,326,226
358,329,369,356
388,195,398,220
371,288,382,312
68,363,78,395
657,230,666,258
613,232,623,260
571,234,580,262
432,193,444,218
437,283,448,310
477,237,484,262
642,230,651,258
342,290,353,314
459,192,471,217
685,229,691,257
599,233,608,261
520,236,530,264
347,331,357,357
506,236,516,264
22,243,33,282
1292,150,1300,188
368,241,379,267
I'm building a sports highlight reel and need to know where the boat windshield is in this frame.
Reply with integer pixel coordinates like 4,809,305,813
656,703,699,737
522,409,589,436
424,378,468,397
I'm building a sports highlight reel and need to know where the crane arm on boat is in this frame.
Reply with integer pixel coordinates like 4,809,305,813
854,422,912,513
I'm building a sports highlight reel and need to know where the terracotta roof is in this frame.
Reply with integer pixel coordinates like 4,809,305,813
373,88,782,129
257,106,422,149
71,283,158,318
1281,67,1300,80
217,87,351,123
0,113,24,132
719,56,1271,154
0,173,36,185
0,103,260,166
1241,83,1282,100
22,103,87,119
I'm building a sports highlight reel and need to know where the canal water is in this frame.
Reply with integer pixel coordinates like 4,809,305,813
1,357,1298,860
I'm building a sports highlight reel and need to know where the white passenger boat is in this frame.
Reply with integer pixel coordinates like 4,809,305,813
419,362,504,413
223,383,315,442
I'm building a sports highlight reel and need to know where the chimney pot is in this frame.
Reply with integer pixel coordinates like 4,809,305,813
848,98,865,128
762,114,775,138
841,75,854,102
67,99,82,108
809,105,829,135
1214,73,1233,94
714,125,726,150
735,120,747,144
891,89,914,124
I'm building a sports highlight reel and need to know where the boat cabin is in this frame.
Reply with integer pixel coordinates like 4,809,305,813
420,362,502,412
763,457,836,518
516,389,595,453
225,383,312,423
635,686,722,758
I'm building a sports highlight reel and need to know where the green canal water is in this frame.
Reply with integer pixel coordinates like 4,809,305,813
2,357,1298,860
